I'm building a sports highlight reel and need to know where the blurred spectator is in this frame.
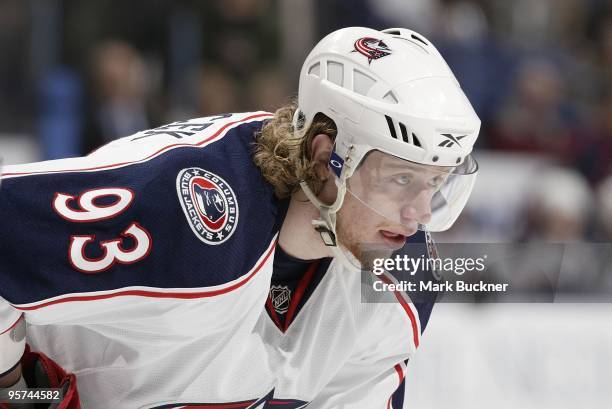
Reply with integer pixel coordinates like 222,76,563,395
38,68,83,159
212,0,272,24
521,167,600,292
194,65,240,117
489,0,586,52
599,18,612,82
199,0,278,77
595,174,612,241
82,41,156,153
522,167,592,242
585,5,612,91
0,0,31,132
245,67,291,113
595,174,612,291
435,0,513,126
569,91,612,185
62,0,168,67
174,64,289,120
364,0,441,36
489,58,578,159
315,0,385,36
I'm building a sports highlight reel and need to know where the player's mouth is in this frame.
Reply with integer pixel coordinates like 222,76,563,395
379,229,408,250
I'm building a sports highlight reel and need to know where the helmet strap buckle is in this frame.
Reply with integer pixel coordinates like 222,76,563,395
313,222,337,247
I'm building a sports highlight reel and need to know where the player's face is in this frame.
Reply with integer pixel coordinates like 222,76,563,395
335,152,443,265
309,135,444,266
335,190,416,265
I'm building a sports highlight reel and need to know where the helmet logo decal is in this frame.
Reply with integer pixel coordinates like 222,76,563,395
353,37,392,64
438,133,467,148
329,151,345,177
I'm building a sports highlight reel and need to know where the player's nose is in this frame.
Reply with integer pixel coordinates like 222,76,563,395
400,190,432,226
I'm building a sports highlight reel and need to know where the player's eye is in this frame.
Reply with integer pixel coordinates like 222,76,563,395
428,175,446,189
393,174,412,186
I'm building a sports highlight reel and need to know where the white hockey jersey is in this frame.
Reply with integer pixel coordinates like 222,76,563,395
0,112,436,408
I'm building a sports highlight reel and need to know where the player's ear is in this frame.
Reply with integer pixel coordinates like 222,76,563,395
310,133,333,181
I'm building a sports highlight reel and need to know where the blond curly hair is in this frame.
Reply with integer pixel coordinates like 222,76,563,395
252,103,337,199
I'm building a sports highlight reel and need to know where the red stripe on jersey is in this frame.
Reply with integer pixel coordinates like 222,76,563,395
387,363,405,409
379,273,420,349
394,363,404,384
283,260,320,332
1,113,272,178
12,237,276,311
0,313,23,335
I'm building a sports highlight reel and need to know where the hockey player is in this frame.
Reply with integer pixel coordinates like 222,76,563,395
0,27,479,408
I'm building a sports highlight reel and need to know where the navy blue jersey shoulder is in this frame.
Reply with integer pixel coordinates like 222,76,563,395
0,117,281,304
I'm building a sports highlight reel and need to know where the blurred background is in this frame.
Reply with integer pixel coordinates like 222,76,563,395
0,0,610,407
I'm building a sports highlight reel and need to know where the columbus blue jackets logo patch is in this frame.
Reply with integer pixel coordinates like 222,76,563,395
353,37,392,64
176,168,239,245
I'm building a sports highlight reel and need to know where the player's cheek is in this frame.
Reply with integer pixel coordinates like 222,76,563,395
355,211,379,241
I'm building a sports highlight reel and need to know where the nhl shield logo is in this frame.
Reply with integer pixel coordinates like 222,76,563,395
270,285,291,314
176,168,239,245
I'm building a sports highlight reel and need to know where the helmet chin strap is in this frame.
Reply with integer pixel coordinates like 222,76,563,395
298,180,343,247
299,179,362,272
294,110,364,271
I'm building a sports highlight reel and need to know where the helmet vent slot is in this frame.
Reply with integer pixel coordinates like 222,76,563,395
391,36,430,54
327,61,344,87
385,115,398,140
353,69,376,96
308,62,321,77
411,34,428,46
385,116,424,149
399,122,410,143
382,91,398,104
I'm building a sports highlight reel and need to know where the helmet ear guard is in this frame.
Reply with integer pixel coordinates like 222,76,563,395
298,150,349,248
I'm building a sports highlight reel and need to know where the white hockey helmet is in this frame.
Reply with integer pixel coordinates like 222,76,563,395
295,27,480,246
